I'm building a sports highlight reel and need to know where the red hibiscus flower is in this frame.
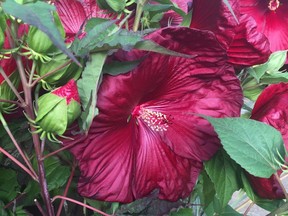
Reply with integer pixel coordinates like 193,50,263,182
239,0,288,54
53,0,112,42
63,27,243,203
247,83,288,199
190,0,271,67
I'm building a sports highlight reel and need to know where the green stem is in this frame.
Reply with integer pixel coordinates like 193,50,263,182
0,112,38,180
132,0,148,32
28,60,37,86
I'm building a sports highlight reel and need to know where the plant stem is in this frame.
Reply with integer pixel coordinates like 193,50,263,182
56,159,76,216
41,141,78,161
132,0,148,32
52,196,112,216
28,60,36,85
15,50,55,215
0,147,36,180
0,99,21,107
34,199,47,216
31,59,73,87
275,172,288,200
0,112,38,179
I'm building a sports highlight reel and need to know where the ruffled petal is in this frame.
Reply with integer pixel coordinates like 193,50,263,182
134,121,202,201
190,0,238,50
227,14,271,66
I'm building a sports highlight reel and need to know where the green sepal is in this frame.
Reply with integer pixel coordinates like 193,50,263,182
36,93,63,121
0,10,5,50
67,99,81,126
36,98,68,135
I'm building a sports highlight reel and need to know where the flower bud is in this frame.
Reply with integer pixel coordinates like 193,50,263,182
26,13,65,55
35,79,81,140
36,53,81,87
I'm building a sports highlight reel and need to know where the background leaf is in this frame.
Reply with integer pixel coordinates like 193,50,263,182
203,116,285,178
0,168,20,203
204,149,241,208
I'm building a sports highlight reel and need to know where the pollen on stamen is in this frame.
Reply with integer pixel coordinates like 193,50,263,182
139,109,171,132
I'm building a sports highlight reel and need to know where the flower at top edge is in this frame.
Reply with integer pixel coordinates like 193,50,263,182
239,0,288,55
246,83,288,199
62,27,243,203
190,0,271,67
53,0,113,42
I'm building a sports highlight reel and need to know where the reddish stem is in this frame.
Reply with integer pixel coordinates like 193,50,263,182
34,199,47,216
52,196,112,216
0,112,38,180
56,159,76,216
0,147,37,180
41,141,77,161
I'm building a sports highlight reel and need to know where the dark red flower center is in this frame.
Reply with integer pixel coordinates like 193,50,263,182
268,0,280,11
132,105,171,131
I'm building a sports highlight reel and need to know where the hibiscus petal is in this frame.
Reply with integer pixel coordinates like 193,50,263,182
190,0,238,50
227,14,271,66
134,121,202,201
74,125,135,203
239,0,288,52
246,172,285,199
54,0,87,38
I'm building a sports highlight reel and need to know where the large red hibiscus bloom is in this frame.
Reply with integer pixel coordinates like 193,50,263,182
247,83,288,199
64,27,243,203
239,0,288,53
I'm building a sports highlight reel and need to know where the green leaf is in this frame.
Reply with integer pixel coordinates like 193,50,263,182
203,116,285,178
97,0,126,12
134,40,193,58
0,168,20,203
71,19,116,56
78,52,107,132
205,197,242,216
204,149,241,208
2,0,79,65
44,156,70,190
102,58,143,76
169,208,193,216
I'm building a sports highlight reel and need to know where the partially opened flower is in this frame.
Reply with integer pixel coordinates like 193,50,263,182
239,0,288,53
190,0,271,67
247,83,288,199
63,27,243,203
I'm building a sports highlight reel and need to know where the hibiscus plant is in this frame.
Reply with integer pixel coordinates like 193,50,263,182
1,0,288,215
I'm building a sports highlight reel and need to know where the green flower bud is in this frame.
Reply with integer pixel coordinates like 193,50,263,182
26,13,65,56
35,79,81,141
36,53,81,87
